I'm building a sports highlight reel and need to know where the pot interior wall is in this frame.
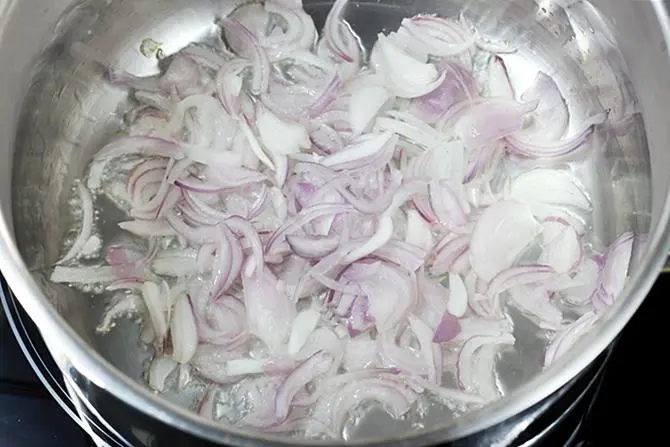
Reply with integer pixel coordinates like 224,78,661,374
0,0,667,442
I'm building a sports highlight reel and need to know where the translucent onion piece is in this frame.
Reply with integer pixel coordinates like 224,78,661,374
405,209,434,252
148,356,178,392
447,273,468,318
287,308,321,354
454,98,538,149
539,219,583,274
257,104,311,156
508,169,591,210
457,334,514,401
375,33,444,98
486,56,514,99
58,183,95,264
506,112,607,159
242,266,295,352
171,294,198,364
544,311,598,368
470,201,542,281
97,293,145,334
508,285,563,331
349,84,392,135
591,232,634,311
191,345,246,384
141,281,169,347
409,61,475,124
275,351,334,419
517,71,569,141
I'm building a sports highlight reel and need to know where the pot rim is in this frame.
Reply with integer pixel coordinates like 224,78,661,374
1,2,669,446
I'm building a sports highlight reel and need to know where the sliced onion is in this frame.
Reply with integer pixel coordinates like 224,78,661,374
343,339,380,371
409,61,475,124
257,103,311,156
372,239,428,272
454,98,538,149
508,285,563,331
591,232,634,311
97,293,145,334
539,219,583,274
57,183,95,264
359,262,415,332
148,356,179,392
171,294,198,364
310,374,418,435
544,311,598,367
349,84,392,135
517,71,568,141
457,334,514,401
405,209,434,252
275,351,334,419
375,33,445,98
431,233,470,277
402,15,477,58
506,112,607,159
428,178,469,229
221,18,271,95
321,132,397,171
433,311,461,343
66,4,638,433
486,56,514,99
323,0,361,65
243,266,295,352
507,169,591,210
469,201,542,281
287,308,321,354
191,344,246,384
447,273,468,318
286,235,340,259
141,281,169,348
408,314,441,383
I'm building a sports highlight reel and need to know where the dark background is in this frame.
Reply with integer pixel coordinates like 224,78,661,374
1,275,666,446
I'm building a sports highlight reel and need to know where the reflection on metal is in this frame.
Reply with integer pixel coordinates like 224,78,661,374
663,252,670,273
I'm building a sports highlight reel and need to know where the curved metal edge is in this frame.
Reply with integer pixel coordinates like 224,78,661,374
663,251,670,273
0,3,668,447
0,279,126,447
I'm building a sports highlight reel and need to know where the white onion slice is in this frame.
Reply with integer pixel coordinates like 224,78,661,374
141,281,168,347
405,209,434,252
257,104,311,156
469,201,542,281
486,56,514,99
171,294,198,364
591,232,634,311
57,183,95,264
517,71,569,141
454,98,538,149
447,273,468,318
508,285,563,331
508,169,591,210
375,33,444,98
544,311,598,367
148,356,178,392
457,334,514,402
539,219,583,274
287,308,321,354
349,85,392,135
242,266,295,352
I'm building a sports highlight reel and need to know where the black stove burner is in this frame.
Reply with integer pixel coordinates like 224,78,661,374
0,274,665,446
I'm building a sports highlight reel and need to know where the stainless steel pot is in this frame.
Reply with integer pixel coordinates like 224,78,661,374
1,0,669,445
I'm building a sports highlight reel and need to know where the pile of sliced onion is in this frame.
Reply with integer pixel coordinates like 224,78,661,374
53,0,637,440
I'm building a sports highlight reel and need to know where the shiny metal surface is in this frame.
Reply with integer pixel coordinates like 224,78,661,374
0,0,669,445
0,276,614,447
